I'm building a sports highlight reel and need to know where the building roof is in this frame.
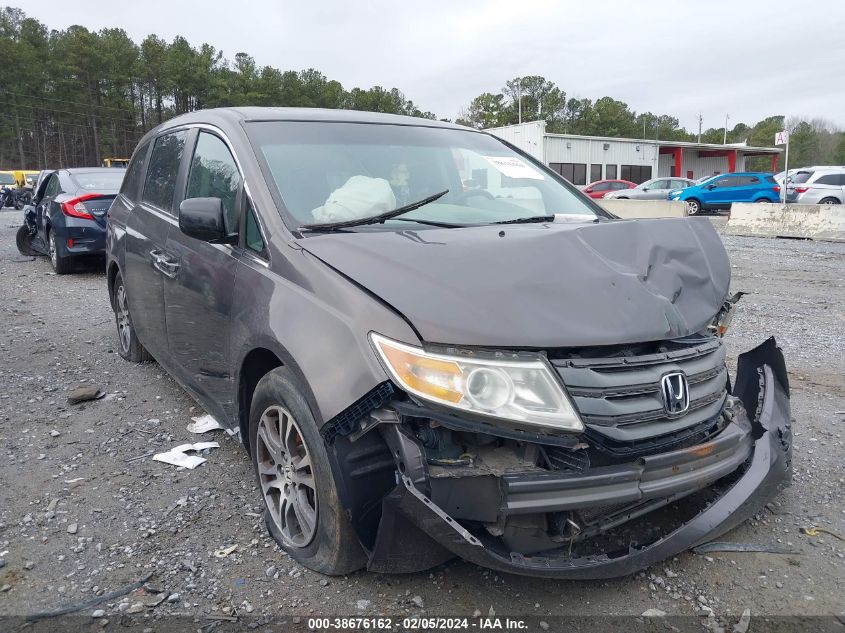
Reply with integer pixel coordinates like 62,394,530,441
541,132,781,155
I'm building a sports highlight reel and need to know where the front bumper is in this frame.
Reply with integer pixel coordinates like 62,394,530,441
364,338,792,579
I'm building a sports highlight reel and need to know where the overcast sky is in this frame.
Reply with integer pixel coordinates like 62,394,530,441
15,0,845,132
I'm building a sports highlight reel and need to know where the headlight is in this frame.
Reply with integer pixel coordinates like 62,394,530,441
369,333,584,433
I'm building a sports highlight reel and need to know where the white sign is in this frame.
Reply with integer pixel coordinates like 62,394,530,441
483,156,544,180
775,130,789,145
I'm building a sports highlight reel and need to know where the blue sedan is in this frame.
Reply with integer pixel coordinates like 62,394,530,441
668,172,781,215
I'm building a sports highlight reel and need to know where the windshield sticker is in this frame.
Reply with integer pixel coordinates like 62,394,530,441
483,156,544,180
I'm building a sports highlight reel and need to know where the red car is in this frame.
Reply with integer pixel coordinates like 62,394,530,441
581,179,637,199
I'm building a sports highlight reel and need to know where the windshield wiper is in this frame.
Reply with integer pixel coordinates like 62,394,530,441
299,189,449,232
392,217,468,228
491,215,555,225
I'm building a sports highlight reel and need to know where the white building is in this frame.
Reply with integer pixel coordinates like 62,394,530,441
487,121,782,185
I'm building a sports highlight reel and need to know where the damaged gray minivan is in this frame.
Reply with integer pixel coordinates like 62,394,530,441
106,107,792,578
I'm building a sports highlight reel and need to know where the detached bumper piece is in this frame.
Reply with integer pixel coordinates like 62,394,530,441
365,338,792,578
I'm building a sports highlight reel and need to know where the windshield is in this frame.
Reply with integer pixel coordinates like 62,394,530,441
70,170,126,192
0,173,15,185
246,121,598,229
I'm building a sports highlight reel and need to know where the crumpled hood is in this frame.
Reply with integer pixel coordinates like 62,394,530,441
300,217,730,348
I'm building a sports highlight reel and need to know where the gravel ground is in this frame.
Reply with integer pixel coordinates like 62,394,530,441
1,210,843,631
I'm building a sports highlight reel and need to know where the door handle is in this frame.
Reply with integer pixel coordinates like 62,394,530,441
150,249,180,279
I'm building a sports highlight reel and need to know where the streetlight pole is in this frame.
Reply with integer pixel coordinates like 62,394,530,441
517,78,522,125
723,113,730,145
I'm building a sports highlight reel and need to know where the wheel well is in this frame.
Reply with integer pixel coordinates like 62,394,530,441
820,197,841,204
107,262,120,309
239,348,283,450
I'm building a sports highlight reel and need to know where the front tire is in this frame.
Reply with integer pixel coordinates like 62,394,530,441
113,271,152,362
250,367,366,575
685,199,701,215
16,225,39,256
48,229,74,274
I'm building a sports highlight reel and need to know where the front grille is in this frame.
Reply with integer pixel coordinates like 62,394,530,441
552,337,728,446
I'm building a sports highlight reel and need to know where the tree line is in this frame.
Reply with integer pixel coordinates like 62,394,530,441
1,6,843,172
0,7,435,169
455,76,845,171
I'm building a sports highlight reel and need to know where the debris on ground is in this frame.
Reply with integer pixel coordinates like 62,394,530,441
693,542,799,555
213,544,238,558
799,526,845,541
152,442,219,469
66,385,105,405
186,414,224,434
733,608,752,633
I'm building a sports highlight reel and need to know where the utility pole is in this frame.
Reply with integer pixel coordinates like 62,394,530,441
517,77,523,124
723,113,730,145
697,113,703,143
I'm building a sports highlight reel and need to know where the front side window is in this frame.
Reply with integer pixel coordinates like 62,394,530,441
143,130,187,212
247,122,598,229
185,131,243,233
715,176,738,188
245,201,266,255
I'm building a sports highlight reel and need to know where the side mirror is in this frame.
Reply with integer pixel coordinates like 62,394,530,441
642,187,650,191
584,187,593,193
706,184,717,190
179,197,233,243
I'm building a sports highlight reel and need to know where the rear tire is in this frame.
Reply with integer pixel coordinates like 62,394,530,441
48,229,74,274
250,367,366,576
113,271,152,362
685,199,701,215
16,225,39,256
819,197,840,205
756,198,774,203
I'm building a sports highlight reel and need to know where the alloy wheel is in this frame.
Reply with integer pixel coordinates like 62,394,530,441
115,283,132,354
686,201,700,215
255,405,318,548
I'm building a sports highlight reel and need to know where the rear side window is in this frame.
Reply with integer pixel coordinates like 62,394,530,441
143,131,187,212
791,171,813,184
765,176,777,184
120,141,150,201
44,174,60,197
185,131,242,234
815,174,844,186
741,176,760,185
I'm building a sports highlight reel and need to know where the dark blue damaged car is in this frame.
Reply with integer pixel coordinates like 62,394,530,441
17,168,126,273
104,107,793,579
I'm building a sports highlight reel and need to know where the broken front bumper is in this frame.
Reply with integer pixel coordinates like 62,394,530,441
366,338,792,579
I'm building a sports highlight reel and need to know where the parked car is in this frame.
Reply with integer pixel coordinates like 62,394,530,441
668,172,780,215
0,171,19,208
106,107,791,579
24,167,126,273
785,168,845,204
580,179,636,198
604,177,694,200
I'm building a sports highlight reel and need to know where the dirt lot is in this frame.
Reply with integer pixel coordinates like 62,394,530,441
1,210,843,632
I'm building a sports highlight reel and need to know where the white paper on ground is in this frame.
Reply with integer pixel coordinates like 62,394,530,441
482,156,544,180
186,414,224,434
152,441,220,470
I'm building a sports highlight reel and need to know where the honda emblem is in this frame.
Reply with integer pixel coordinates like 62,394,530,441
660,372,689,415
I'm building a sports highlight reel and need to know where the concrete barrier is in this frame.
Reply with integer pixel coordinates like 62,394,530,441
724,203,845,242
597,199,688,218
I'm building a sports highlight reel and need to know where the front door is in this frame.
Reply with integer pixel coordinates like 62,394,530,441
163,129,242,410
124,129,188,359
